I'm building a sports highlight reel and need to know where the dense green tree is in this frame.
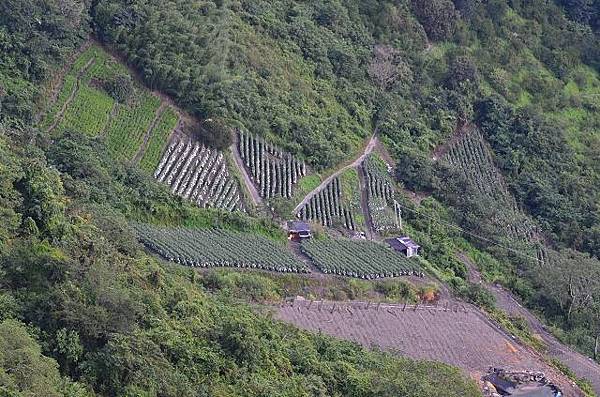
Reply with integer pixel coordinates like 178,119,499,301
0,319,89,397
411,0,459,42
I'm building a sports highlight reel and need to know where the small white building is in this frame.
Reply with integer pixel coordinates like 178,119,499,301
387,236,421,258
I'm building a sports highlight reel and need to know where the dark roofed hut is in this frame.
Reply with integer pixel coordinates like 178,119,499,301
287,221,312,241
387,236,421,258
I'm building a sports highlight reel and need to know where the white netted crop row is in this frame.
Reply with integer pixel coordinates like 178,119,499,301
298,177,357,230
154,136,243,212
363,155,399,233
238,130,306,199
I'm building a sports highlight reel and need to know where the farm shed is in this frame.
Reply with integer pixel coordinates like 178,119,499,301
387,236,421,258
287,221,312,241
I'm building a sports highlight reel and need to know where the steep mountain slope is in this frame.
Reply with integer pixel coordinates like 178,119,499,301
0,2,483,396
277,298,584,395
2,0,600,395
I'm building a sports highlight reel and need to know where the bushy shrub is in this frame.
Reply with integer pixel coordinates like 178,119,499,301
103,74,134,103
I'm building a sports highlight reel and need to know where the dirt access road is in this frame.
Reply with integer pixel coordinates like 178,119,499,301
292,134,378,214
230,133,263,207
462,254,600,394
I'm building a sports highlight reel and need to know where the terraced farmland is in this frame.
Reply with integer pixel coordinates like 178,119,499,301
297,169,364,230
363,154,401,233
136,224,306,272
42,44,178,165
154,135,243,211
238,131,306,199
41,44,98,131
301,238,423,278
138,108,179,172
275,299,582,395
443,129,540,244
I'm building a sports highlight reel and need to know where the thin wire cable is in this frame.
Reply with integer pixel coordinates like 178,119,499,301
396,202,543,263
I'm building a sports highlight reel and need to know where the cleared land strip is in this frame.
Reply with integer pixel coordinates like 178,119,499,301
484,279,600,393
275,299,584,396
230,134,262,206
132,103,167,164
46,57,95,134
292,134,378,214
462,254,600,393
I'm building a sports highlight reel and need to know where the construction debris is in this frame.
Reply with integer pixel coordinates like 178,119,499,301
483,368,562,397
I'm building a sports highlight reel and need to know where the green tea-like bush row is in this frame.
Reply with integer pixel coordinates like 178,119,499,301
136,224,307,273
302,238,423,279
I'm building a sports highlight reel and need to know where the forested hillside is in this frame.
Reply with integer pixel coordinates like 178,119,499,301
2,0,600,395
90,0,600,361
0,1,483,396
93,0,600,253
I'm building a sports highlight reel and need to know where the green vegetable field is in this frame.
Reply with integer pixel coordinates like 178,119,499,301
301,238,423,278
41,44,178,165
136,224,306,272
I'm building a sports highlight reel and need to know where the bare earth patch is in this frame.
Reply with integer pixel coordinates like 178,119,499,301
275,299,584,396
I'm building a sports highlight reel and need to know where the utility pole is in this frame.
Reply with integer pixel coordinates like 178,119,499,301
394,200,402,229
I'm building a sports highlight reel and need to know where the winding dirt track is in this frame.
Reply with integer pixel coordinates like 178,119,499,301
292,134,378,214
230,134,262,207
275,299,584,396
461,254,600,394
491,284,600,393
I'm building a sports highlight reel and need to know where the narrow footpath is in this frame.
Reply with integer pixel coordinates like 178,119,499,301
230,134,262,207
462,253,600,394
292,134,379,214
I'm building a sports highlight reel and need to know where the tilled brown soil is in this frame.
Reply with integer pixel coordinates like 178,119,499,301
275,299,584,396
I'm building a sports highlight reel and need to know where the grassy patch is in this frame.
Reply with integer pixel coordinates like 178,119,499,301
139,107,178,173
339,168,364,229
199,268,432,304
549,358,597,397
105,91,161,160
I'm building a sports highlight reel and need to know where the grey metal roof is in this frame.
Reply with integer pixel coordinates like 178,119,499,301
288,221,311,232
396,237,420,249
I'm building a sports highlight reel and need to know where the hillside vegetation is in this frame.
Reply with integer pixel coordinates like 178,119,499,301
0,1,484,396
93,0,600,254
90,0,600,361
2,0,600,395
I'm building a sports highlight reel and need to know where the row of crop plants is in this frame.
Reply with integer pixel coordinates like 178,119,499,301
40,45,99,131
52,45,125,136
105,93,161,160
43,44,181,168
297,176,358,229
238,130,306,199
154,136,243,212
301,238,423,279
443,129,540,245
56,84,114,136
363,154,401,233
139,108,179,172
136,224,306,272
